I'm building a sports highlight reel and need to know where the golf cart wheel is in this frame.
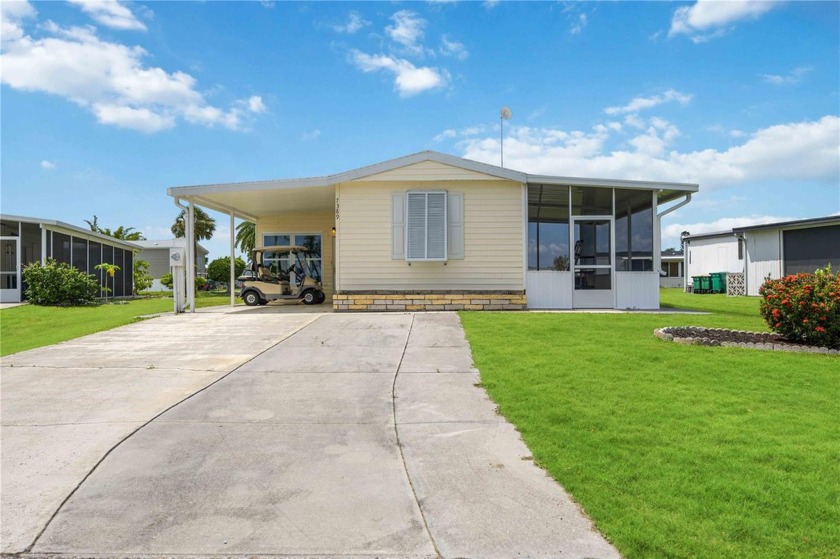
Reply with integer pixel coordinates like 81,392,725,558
243,291,261,306
316,291,326,304
301,290,317,305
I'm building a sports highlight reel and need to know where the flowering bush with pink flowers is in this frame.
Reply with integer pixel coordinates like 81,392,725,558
759,266,840,349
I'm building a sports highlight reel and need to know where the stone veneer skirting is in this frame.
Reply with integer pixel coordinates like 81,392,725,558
333,291,527,312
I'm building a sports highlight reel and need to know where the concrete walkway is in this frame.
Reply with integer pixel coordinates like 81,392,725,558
2,312,619,558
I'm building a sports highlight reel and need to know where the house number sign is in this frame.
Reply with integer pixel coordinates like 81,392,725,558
335,197,340,220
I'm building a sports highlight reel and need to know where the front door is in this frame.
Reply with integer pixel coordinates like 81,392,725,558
572,218,613,308
1,237,21,303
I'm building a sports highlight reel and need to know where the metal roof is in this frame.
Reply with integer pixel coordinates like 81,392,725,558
134,239,209,254
0,214,142,250
167,151,699,218
732,215,840,233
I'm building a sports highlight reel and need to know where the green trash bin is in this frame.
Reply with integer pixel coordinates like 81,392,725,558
699,276,712,293
710,272,727,293
691,276,703,293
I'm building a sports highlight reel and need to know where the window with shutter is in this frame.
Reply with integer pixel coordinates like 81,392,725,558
405,191,448,261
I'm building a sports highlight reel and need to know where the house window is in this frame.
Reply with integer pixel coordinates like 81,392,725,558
406,191,447,261
738,238,744,260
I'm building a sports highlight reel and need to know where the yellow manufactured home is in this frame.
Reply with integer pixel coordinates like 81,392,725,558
168,151,698,311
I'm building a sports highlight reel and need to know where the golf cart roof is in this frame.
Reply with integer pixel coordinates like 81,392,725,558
251,245,312,254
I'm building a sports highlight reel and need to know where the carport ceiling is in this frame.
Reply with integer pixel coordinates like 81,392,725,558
186,185,336,218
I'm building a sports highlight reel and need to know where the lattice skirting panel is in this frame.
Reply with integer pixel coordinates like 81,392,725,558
727,273,745,296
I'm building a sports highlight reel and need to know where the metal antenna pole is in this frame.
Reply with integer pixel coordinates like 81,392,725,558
500,116,504,167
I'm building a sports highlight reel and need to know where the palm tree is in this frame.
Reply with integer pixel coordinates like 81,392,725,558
172,207,216,240
173,207,216,279
236,221,256,261
84,215,101,232
95,262,120,302
108,226,145,241
83,216,146,240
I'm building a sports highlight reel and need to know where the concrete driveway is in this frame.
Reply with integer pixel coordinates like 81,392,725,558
1,311,619,559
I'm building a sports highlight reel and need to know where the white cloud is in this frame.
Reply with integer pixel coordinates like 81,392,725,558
245,95,266,113
459,115,840,190
40,160,56,169
0,4,264,133
434,129,457,142
762,65,812,85
301,129,321,141
67,0,147,31
350,50,448,97
669,0,778,43
332,11,370,34
605,89,692,115
570,13,588,35
439,34,468,60
386,10,426,56
662,215,794,239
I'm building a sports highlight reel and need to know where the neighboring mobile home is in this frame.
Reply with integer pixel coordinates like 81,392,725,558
135,239,209,291
0,215,140,303
684,215,840,295
660,252,684,288
168,151,698,311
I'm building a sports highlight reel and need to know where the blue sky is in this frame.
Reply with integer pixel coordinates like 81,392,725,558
2,0,838,259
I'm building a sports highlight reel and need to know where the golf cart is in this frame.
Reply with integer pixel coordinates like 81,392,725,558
238,245,326,306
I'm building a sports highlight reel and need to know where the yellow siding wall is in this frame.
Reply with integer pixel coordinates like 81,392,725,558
356,160,507,182
337,180,524,291
256,211,335,296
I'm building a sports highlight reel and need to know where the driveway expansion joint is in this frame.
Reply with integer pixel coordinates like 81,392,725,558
390,315,441,559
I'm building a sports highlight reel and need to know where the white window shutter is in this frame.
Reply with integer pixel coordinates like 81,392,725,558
426,192,447,259
406,192,427,260
392,192,405,259
448,192,464,259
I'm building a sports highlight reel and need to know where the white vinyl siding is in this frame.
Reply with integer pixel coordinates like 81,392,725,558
406,191,447,261
340,180,523,291
355,160,508,182
447,192,464,259
391,193,405,259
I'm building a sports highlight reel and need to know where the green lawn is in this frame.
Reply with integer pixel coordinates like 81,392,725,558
460,290,839,559
0,292,239,357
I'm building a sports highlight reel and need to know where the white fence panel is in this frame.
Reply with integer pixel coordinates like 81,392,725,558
526,271,573,309
616,272,659,309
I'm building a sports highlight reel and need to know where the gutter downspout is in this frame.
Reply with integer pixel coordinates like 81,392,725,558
657,193,692,219
657,193,692,292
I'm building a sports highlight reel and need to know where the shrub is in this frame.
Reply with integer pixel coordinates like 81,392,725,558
133,258,154,294
160,271,207,290
22,259,99,306
759,266,840,349
207,256,246,284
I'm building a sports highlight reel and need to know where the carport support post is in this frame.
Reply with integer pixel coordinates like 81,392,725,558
188,201,196,313
230,212,235,307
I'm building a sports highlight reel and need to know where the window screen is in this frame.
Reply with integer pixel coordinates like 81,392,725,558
783,225,840,275
406,191,447,260
52,233,71,264
72,237,87,272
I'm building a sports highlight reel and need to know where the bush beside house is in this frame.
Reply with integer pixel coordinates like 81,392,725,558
759,266,840,349
22,259,99,306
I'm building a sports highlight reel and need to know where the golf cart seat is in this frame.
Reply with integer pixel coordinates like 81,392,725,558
258,265,276,282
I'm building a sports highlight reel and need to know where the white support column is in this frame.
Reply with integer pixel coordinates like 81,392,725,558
187,201,196,313
41,225,47,264
230,212,235,307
